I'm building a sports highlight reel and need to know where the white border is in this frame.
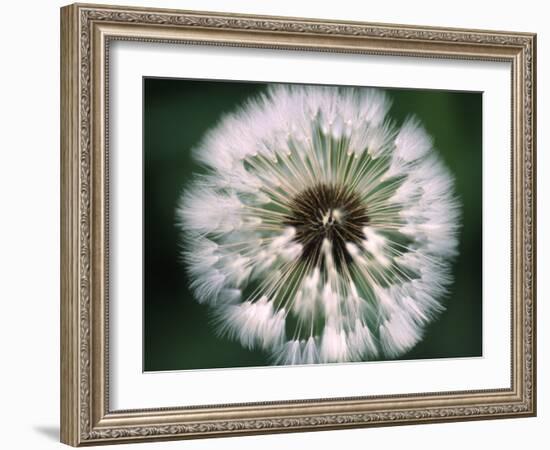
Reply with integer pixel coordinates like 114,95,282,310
109,41,511,410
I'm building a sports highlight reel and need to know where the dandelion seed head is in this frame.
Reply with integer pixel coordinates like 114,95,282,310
178,85,460,365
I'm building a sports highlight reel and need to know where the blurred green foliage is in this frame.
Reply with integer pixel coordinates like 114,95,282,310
143,78,482,371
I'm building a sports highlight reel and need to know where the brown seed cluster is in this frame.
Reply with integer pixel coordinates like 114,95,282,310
284,183,369,269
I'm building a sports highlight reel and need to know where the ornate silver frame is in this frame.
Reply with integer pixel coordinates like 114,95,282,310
60,3,536,446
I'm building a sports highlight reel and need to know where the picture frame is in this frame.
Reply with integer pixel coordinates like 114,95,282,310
60,2,537,446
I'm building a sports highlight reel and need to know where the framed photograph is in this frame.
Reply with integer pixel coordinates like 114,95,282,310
60,3,537,446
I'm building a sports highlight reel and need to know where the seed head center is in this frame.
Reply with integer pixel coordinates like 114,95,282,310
284,183,369,269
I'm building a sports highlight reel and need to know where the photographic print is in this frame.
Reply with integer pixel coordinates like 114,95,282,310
61,5,536,444
143,79,482,371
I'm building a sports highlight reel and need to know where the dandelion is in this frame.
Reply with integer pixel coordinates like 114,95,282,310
177,85,460,365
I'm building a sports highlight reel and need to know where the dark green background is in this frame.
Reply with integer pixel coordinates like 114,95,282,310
143,78,482,371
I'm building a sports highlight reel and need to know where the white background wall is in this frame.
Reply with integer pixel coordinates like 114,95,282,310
0,0,546,448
